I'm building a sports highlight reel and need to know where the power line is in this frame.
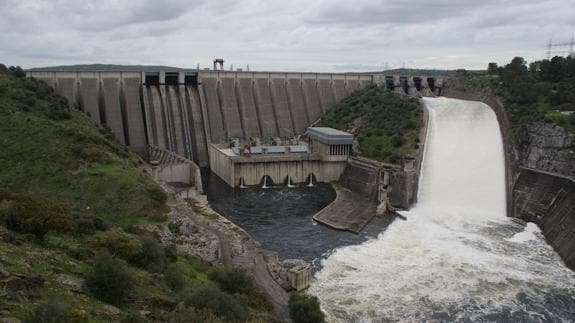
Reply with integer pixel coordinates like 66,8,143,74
546,36,575,59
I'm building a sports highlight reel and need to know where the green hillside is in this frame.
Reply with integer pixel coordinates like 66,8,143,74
319,85,423,164
0,65,276,322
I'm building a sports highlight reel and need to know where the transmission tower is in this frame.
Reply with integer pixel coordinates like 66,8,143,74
546,37,574,59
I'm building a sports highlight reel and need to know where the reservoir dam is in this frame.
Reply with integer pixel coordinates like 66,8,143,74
309,97,575,322
25,68,575,319
26,69,442,189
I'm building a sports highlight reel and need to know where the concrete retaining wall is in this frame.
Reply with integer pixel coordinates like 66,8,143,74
513,167,575,269
149,146,203,193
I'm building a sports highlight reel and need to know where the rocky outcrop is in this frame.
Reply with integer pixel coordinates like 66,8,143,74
516,123,575,177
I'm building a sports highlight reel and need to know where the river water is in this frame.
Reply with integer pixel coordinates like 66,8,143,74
309,97,575,322
205,174,393,268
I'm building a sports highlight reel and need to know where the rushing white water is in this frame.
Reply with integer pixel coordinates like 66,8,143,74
310,97,575,322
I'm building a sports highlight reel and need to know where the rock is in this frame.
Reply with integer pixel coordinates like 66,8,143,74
0,265,10,278
0,273,44,297
96,304,121,318
0,318,22,323
517,122,575,177
54,274,85,292
139,310,151,318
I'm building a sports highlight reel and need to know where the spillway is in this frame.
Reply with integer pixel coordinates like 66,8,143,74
310,97,575,322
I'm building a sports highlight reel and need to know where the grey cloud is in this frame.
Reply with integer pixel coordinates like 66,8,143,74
306,0,500,26
0,0,572,71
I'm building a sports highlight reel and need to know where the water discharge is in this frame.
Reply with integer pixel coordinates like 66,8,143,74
310,97,575,322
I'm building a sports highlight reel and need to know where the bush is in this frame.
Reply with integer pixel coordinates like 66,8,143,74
86,250,133,305
74,215,107,235
164,263,186,293
183,284,249,322
25,300,75,323
88,227,142,260
147,185,168,204
208,266,254,295
130,235,166,272
0,196,75,240
288,293,325,323
166,307,224,323
25,300,89,323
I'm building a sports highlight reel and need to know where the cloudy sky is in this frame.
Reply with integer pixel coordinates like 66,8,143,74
1,0,573,72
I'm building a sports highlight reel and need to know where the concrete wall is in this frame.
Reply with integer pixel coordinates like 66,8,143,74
513,167,575,269
149,146,203,192
208,144,346,187
27,70,440,169
28,71,148,155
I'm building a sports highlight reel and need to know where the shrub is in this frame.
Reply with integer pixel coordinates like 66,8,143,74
147,185,168,204
25,300,76,323
1,196,75,240
130,235,166,272
86,250,133,305
88,227,142,260
208,266,254,295
74,215,107,235
183,284,249,322
288,293,325,323
164,263,186,292
391,134,405,148
166,307,224,323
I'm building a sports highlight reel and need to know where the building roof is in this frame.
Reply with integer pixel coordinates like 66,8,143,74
305,127,353,145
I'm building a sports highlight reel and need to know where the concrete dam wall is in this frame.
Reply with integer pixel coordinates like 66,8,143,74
27,70,386,166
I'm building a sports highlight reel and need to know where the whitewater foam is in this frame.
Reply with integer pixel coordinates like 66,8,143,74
309,97,575,322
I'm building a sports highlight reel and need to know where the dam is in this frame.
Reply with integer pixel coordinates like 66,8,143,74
309,97,575,322
26,69,442,188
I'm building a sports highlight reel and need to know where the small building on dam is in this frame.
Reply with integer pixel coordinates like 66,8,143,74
208,127,353,187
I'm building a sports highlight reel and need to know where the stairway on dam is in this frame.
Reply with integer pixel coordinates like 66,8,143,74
26,69,441,173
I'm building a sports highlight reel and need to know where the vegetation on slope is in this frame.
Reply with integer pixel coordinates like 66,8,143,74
319,85,423,164
0,65,277,322
464,55,575,133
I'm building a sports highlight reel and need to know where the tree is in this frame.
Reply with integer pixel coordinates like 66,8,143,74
501,56,528,84
487,62,499,75
164,263,186,292
288,293,325,323
86,250,134,305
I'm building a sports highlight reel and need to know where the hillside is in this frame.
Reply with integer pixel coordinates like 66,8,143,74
0,65,278,322
319,85,423,164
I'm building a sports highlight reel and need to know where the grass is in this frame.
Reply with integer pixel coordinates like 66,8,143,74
319,85,423,164
0,65,279,322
